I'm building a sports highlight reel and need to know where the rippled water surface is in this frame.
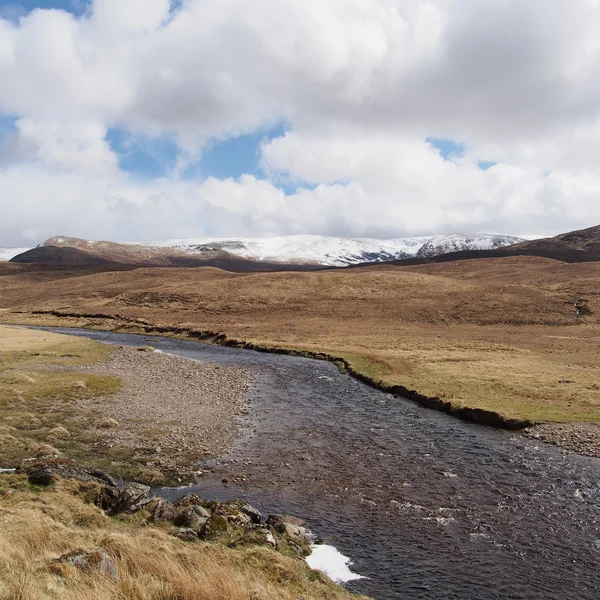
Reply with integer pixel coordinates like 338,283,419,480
44,328,600,600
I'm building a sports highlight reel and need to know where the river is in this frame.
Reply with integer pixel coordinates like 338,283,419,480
41,327,600,599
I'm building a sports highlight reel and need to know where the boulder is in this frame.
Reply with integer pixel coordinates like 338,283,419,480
26,465,59,486
173,505,210,530
110,483,151,514
266,514,308,543
175,528,198,542
173,493,207,509
55,549,118,581
230,527,277,550
199,513,228,539
149,498,179,523
241,503,263,524
208,500,251,526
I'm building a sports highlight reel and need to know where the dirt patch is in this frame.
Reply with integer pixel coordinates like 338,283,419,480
56,346,249,484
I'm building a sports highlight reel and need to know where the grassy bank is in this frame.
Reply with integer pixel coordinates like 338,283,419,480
0,473,369,600
0,326,123,468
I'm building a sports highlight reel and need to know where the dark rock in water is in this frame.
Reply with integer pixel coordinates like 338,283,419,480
55,549,118,581
241,502,263,524
176,528,198,542
230,527,277,549
110,482,151,514
173,505,210,530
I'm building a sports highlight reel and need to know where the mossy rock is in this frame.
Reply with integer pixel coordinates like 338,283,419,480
200,513,229,539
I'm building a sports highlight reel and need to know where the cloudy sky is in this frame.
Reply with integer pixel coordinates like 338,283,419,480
1,0,600,246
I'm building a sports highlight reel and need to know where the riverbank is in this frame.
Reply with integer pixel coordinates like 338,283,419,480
0,325,248,484
9,313,600,458
0,326,371,599
0,462,370,600
3,256,600,432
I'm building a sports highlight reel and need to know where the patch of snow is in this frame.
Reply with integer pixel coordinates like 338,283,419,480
144,233,525,267
0,248,30,261
305,544,365,583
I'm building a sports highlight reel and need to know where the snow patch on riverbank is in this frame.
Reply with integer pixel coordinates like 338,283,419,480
306,544,365,583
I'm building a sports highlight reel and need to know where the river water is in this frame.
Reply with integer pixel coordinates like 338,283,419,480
43,328,600,599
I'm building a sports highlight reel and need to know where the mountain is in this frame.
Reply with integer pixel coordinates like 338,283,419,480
506,224,600,262
6,233,524,268
374,224,600,266
8,237,326,272
144,233,525,267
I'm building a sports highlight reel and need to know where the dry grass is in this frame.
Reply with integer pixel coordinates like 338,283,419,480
0,474,368,600
3,256,600,423
0,326,122,468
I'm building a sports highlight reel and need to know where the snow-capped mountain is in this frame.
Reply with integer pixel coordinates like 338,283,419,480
146,233,525,267
4,233,525,266
0,248,31,262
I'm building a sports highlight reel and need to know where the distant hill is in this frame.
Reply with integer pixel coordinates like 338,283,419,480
359,224,600,267
7,232,524,268
9,238,325,273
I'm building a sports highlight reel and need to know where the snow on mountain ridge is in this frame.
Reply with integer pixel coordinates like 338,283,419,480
146,233,525,266
0,248,31,262
2,233,525,265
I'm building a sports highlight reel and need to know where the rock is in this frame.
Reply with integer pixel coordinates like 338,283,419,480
56,549,118,581
99,418,120,429
175,528,198,542
199,513,228,539
26,465,59,486
96,485,121,512
241,503,262,524
208,500,252,526
110,482,151,514
230,527,277,549
266,514,309,545
173,506,210,530
266,514,307,529
173,493,207,509
149,498,179,523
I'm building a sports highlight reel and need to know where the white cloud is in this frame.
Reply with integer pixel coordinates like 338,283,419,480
2,0,600,245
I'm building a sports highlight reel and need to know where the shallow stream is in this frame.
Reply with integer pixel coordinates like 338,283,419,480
42,328,600,600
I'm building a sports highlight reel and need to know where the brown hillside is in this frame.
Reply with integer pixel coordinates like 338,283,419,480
10,241,325,273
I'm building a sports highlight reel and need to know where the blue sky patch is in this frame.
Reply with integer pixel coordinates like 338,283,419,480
106,129,180,178
0,0,88,20
478,160,497,170
427,137,467,161
106,123,292,184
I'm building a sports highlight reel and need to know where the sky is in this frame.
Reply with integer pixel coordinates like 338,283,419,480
2,1,600,246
